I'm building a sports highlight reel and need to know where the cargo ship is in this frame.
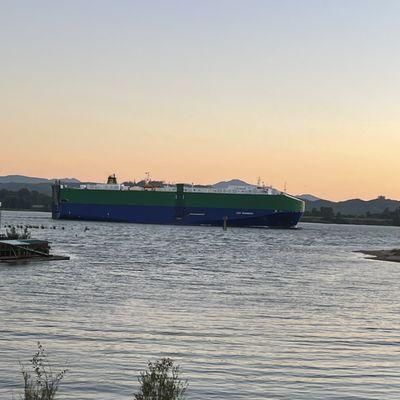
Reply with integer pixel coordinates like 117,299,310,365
52,175,304,228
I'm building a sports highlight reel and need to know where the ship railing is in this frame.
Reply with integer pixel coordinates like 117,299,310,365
72,184,285,196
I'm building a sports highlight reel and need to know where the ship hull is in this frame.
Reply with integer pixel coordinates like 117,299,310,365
52,185,304,228
55,203,302,227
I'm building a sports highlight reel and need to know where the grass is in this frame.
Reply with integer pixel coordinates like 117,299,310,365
19,342,67,400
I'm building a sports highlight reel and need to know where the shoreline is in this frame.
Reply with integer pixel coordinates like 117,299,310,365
301,217,397,227
356,249,400,263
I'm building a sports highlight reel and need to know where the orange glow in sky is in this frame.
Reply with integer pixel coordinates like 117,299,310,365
1,1,400,201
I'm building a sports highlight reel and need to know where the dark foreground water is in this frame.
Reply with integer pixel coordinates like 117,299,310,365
1,211,400,399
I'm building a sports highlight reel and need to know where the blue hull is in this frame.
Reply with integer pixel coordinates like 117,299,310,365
54,203,303,228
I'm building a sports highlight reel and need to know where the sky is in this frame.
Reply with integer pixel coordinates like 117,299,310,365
1,0,400,201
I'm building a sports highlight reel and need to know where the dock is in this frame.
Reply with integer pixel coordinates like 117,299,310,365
0,239,69,263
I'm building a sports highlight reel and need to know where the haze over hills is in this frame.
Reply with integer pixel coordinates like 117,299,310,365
213,179,256,189
0,175,50,184
297,194,323,202
0,175,80,184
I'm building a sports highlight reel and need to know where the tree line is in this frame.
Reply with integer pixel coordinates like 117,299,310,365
305,206,400,225
0,188,52,211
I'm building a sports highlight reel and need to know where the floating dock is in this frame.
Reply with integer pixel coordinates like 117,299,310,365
0,239,69,263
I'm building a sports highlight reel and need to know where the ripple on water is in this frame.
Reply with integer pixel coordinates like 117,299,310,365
1,211,400,399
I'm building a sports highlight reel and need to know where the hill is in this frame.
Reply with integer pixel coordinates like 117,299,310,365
213,179,256,189
0,175,50,184
297,194,322,202
0,175,81,195
305,196,400,216
0,175,80,184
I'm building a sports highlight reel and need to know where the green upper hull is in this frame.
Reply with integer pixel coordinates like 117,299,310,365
59,188,305,212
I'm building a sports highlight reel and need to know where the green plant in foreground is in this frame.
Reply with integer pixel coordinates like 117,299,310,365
134,358,188,400
20,342,67,400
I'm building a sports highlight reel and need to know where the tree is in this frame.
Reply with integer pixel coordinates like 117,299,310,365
320,207,334,220
392,207,400,226
0,189,51,211
134,358,187,400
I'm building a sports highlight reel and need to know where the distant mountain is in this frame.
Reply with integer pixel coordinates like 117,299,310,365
53,177,81,184
297,194,322,202
0,175,80,184
213,179,255,189
0,175,81,195
305,196,400,216
0,175,50,184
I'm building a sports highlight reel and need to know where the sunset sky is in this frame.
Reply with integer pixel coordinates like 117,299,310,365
1,1,400,200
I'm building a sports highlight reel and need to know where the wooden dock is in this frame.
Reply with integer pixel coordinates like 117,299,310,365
0,239,69,263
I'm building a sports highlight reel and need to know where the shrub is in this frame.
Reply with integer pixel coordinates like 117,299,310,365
134,358,187,400
20,342,67,400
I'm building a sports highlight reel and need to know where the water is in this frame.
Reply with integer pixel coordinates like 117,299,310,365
1,210,400,399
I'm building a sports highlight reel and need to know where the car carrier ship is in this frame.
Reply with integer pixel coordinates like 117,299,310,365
52,175,304,228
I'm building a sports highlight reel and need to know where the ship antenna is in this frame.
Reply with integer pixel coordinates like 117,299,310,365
284,181,287,193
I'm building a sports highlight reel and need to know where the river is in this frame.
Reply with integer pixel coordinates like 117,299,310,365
1,211,400,399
